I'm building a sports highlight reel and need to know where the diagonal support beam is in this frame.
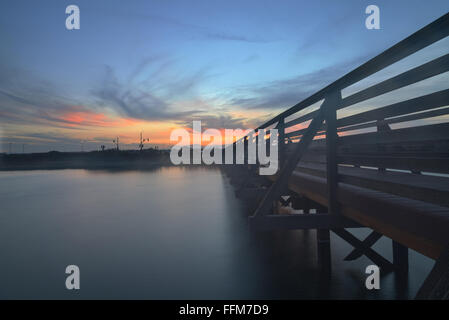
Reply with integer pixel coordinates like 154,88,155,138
344,231,383,261
332,228,394,272
279,196,291,206
416,244,449,299
251,104,326,219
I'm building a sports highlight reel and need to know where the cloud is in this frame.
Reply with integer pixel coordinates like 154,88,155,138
0,66,88,130
242,54,260,63
205,32,270,43
115,10,274,43
225,54,372,110
127,55,169,84
182,114,248,130
0,57,213,130
90,64,208,122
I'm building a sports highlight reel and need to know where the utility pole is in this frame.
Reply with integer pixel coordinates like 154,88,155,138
139,132,149,151
113,137,119,151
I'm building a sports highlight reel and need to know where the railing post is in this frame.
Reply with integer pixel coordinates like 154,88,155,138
244,135,248,165
278,117,285,170
255,129,259,168
324,90,342,215
392,240,409,275
376,119,390,172
317,90,341,274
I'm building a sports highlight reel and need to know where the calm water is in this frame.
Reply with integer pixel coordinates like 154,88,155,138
0,167,434,299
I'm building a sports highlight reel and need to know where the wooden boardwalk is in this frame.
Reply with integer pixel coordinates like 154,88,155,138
224,13,449,299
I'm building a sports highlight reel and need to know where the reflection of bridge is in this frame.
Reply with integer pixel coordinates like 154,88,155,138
225,13,449,299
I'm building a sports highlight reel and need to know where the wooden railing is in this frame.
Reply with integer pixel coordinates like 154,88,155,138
227,12,449,220
224,12,449,299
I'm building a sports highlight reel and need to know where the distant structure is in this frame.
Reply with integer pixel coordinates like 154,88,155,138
113,137,120,151
138,132,149,151
101,145,105,151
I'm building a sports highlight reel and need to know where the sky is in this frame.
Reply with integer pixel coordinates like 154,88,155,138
0,0,448,152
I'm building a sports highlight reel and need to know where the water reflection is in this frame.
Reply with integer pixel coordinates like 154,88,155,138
0,167,433,299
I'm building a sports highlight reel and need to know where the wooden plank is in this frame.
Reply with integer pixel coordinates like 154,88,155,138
340,54,449,108
338,155,449,174
295,162,449,207
339,123,449,146
338,106,449,133
248,213,361,230
270,171,449,259
337,89,449,128
294,135,449,156
383,107,449,125
336,185,449,260
344,105,449,132
338,139,449,158
294,148,449,173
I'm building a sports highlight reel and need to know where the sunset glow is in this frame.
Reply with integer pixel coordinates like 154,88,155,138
1,1,448,153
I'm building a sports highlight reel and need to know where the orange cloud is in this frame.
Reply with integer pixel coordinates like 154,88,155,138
29,107,267,148
59,109,141,128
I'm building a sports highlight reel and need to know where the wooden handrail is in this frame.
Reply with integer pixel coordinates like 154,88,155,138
232,13,449,146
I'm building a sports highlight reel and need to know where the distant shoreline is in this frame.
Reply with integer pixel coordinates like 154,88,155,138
0,149,173,171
